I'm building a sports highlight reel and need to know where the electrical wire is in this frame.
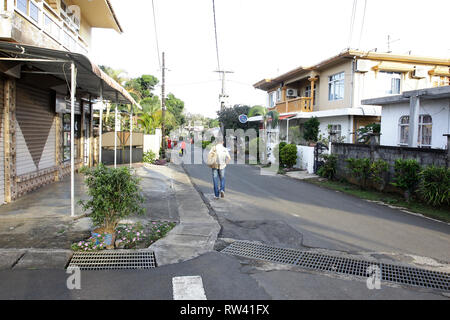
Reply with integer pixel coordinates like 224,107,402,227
348,0,357,48
152,0,162,70
358,0,367,49
212,0,221,72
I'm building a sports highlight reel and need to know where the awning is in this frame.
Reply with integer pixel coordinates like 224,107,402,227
279,114,296,120
0,41,140,108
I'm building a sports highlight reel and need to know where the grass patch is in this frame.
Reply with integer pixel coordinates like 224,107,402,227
307,178,450,223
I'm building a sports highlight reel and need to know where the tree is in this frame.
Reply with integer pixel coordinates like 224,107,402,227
99,65,129,86
248,105,279,130
217,105,259,131
303,117,320,143
166,93,186,127
125,75,159,101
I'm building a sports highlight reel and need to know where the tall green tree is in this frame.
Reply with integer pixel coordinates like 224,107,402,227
248,105,279,130
166,93,185,127
217,104,259,131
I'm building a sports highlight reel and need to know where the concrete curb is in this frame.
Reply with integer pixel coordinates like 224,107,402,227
149,164,221,266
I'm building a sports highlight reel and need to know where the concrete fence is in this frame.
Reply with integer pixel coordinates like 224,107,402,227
331,142,449,186
295,146,315,174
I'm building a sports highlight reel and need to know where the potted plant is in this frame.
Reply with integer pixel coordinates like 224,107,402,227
79,164,145,249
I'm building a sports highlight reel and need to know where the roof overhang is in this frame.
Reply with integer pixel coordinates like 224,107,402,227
362,85,450,106
0,42,140,108
73,0,123,33
292,107,381,119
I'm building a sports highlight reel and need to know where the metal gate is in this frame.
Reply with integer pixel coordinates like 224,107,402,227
16,83,55,176
313,142,328,174
0,78,4,204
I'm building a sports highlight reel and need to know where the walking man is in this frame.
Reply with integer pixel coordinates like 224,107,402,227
207,136,231,199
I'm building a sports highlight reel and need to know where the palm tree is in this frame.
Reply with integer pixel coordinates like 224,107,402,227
248,105,279,130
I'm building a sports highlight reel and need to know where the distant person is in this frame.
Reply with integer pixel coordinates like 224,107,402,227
168,138,172,149
180,138,186,156
207,136,231,199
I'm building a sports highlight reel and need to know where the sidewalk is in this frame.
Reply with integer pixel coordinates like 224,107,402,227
0,162,219,269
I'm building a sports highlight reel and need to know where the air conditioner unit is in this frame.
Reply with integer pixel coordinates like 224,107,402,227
286,88,298,97
411,67,427,79
355,59,370,73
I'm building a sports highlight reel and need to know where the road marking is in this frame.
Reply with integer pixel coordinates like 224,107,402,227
172,276,207,300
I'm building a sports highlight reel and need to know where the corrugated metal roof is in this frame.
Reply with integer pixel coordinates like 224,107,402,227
0,42,140,108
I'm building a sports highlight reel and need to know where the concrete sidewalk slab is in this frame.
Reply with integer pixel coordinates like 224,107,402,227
150,164,220,266
13,250,72,270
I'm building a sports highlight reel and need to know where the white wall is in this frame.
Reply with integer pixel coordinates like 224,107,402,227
316,115,353,143
380,99,450,149
296,146,315,173
143,128,162,158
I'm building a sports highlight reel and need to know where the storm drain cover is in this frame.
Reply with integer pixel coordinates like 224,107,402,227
67,251,157,270
222,241,450,292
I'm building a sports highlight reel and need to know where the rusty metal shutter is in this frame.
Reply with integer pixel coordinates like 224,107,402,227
0,77,4,204
16,83,55,176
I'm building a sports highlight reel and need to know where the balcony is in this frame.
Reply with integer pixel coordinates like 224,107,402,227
1,0,88,54
269,97,313,114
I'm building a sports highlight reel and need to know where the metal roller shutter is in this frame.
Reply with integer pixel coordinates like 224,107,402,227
0,78,4,204
16,83,55,176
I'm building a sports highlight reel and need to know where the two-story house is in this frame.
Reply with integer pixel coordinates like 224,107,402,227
253,49,450,146
0,0,135,206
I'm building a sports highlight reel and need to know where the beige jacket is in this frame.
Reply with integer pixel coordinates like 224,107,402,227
209,144,231,170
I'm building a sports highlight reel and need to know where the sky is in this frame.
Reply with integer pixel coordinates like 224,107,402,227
90,0,450,118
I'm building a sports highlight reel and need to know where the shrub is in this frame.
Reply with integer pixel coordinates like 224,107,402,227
346,158,372,189
391,159,421,201
143,150,156,163
280,144,298,168
356,123,381,144
79,164,145,233
303,117,320,143
418,166,450,207
317,154,337,180
202,140,212,149
369,159,389,190
272,142,287,166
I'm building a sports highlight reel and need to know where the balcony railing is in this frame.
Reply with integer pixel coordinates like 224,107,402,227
5,0,88,54
269,97,313,114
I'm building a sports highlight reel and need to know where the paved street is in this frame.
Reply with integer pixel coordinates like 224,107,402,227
182,144,450,265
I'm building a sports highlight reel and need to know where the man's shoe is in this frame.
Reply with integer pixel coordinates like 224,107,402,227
220,191,225,198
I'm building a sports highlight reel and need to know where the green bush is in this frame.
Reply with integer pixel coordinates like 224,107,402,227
418,166,450,207
303,117,320,143
202,140,212,149
79,164,145,233
317,154,337,180
369,159,389,189
280,144,298,168
346,158,372,189
143,150,156,163
391,159,421,201
272,142,287,166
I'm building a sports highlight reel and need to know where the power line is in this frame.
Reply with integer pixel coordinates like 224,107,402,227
212,0,221,71
357,0,368,49
152,0,161,70
348,0,357,48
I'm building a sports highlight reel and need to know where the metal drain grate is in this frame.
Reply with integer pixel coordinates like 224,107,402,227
68,251,157,270
221,241,450,292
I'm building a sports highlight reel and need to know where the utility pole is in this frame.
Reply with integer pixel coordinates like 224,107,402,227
161,52,166,159
214,70,233,110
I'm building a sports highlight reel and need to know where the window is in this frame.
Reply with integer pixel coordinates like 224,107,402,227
398,116,409,146
276,88,281,103
17,0,28,15
305,84,317,105
329,124,342,142
380,71,401,95
268,91,276,108
328,72,344,101
398,115,432,147
29,1,39,22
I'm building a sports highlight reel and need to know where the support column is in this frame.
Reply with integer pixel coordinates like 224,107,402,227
408,95,420,148
81,100,86,166
308,77,318,111
3,78,16,202
89,98,94,167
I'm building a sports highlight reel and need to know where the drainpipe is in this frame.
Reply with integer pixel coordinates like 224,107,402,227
99,81,103,164
114,92,118,168
130,108,133,168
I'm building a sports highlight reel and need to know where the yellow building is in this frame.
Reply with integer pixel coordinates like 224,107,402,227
0,0,136,205
253,49,450,144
